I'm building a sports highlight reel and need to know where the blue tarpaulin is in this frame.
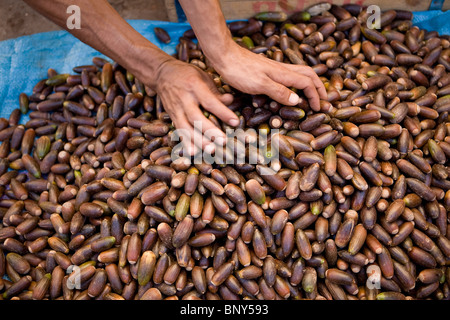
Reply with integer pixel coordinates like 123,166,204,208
0,11,449,122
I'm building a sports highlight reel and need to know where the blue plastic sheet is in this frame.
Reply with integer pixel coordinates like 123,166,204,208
0,20,191,122
0,11,450,122
412,10,450,34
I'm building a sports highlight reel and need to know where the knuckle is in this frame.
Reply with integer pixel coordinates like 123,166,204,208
200,97,217,111
186,78,199,89
186,111,199,123
185,73,202,88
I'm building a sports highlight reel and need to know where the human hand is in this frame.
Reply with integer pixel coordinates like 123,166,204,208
210,41,328,111
153,58,240,155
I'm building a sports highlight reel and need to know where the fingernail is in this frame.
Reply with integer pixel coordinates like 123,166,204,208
289,92,300,105
229,118,239,127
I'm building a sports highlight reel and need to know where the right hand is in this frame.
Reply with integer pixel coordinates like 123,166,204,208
210,42,327,112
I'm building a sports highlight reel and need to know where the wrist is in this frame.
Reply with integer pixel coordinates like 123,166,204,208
123,43,175,90
204,38,241,73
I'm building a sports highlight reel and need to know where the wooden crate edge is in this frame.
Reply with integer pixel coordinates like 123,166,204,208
164,0,179,22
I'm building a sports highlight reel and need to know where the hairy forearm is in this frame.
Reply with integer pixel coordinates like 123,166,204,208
23,0,173,87
179,0,235,68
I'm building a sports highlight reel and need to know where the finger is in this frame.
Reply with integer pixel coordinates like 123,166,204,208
287,64,328,100
197,84,240,127
316,78,327,100
298,78,321,111
269,71,321,111
219,93,234,106
202,76,235,106
172,118,196,156
307,72,327,100
158,105,195,156
172,116,210,156
286,65,328,99
184,106,227,147
258,76,302,107
179,93,227,145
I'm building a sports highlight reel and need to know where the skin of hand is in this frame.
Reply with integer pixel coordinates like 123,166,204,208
210,41,328,112
151,59,238,155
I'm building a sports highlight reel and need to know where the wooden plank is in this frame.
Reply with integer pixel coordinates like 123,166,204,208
165,0,434,22
164,0,179,22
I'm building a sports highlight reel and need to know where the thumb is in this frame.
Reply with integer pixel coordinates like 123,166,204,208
264,81,300,106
